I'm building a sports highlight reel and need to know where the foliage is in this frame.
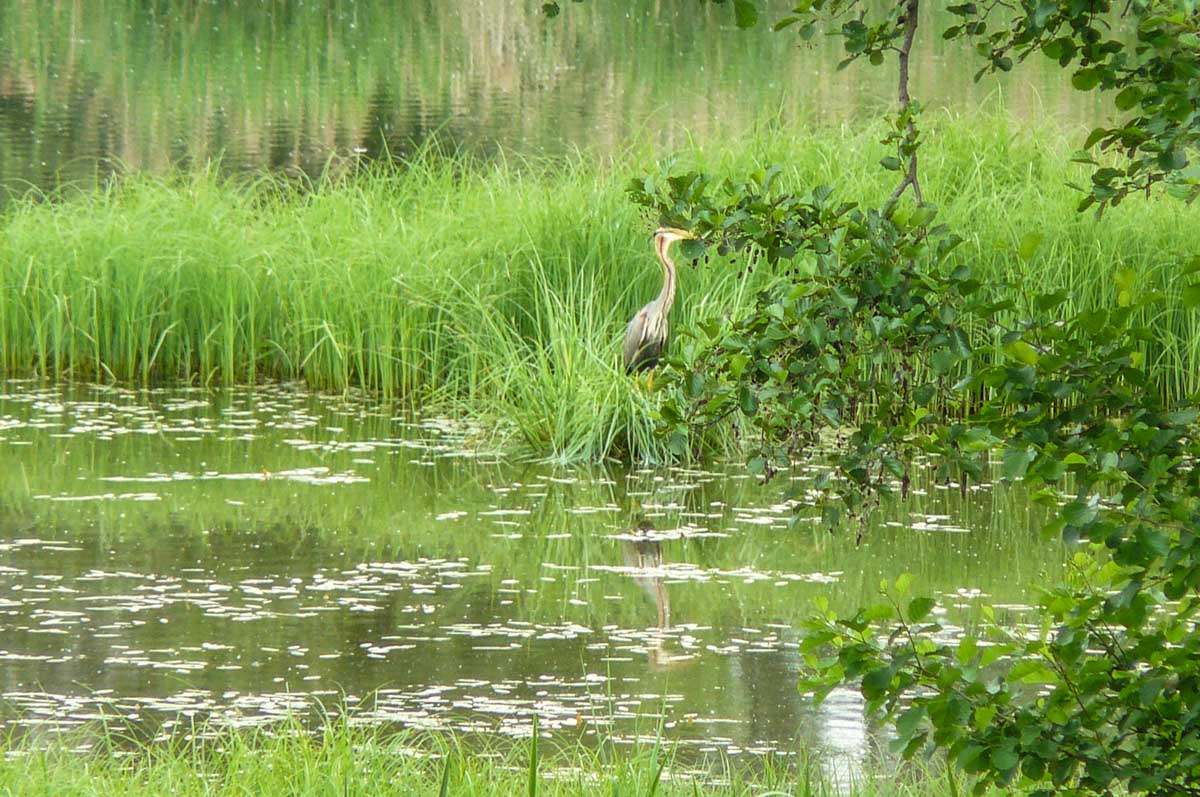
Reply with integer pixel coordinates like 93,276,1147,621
651,167,1200,791
633,0,1200,213
833,0,1198,211
787,290,1200,795
637,156,1200,793
630,171,980,523
549,0,1200,794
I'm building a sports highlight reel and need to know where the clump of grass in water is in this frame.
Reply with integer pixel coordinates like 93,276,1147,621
2,110,1198,461
0,151,756,462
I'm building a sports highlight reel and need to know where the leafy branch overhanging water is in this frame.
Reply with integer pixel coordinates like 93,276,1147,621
566,1,1200,793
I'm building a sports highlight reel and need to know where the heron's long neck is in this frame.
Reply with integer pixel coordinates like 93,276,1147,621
654,235,677,313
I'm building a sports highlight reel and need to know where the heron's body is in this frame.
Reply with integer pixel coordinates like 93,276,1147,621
623,228,692,374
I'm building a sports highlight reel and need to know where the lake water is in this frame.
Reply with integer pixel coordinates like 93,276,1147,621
0,0,1109,204
0,381,1063,779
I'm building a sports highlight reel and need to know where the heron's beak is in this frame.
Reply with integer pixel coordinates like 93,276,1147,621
655,226,697,243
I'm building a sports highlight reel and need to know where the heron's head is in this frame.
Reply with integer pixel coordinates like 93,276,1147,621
653,227,696,247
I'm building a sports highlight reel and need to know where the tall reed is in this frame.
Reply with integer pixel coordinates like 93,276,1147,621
2,113,1198,460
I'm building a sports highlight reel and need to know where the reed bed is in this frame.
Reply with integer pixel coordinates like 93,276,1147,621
2,113,1198,461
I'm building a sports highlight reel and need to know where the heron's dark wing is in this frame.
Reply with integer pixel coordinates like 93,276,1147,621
623,308,665,373
623,312,649,371
626,339,663,373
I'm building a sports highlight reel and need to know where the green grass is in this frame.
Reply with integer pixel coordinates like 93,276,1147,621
0,717,958,797
2,112,1198,461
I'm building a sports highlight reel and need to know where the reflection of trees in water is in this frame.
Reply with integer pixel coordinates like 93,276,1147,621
358,82,470,165
725,646,882,778
0,1,1111,203
0,67,119,195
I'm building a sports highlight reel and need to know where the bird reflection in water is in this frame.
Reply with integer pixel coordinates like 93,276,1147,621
621,518,696,671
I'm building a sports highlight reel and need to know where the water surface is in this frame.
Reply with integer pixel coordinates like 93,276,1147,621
0,381,1062,777
0,1,1109,204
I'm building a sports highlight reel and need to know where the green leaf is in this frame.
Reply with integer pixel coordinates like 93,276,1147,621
1009,659,1057,684
895,705,927,741
950,328,972,358
1114,267,1136,295
1061,500,1098,527
1032,0,1056,27
679,238,705,260
832,287,859,310
931,348,958,375
1045,704,1069,724
1018,231,1043,261
910,205,938,227
956,636,978,665
1183,282,1200,310
667,432,688,457
973,704,997,730
1002,340,1040,366
862,666,894,699
1002,446,1035,481
907,596,936,623
739,385,759,415
1139,678,1165,705
733,0,758,29
1034,289,1070,312
1083,127,1107,149
1114,86,1142,111
1072,68,1101,91
989,743,1018,773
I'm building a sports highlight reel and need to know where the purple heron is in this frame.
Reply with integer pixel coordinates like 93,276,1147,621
622,227,695,374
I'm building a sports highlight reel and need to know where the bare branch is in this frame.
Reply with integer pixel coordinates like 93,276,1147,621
890,0,923,204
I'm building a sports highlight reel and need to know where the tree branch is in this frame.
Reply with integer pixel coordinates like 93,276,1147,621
890,0,923,204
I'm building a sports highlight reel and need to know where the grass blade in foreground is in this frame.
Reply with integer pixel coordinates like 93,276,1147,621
0,720,958,796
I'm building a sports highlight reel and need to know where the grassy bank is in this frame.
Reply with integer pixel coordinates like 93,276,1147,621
2,113,1199,461
0,720,950,797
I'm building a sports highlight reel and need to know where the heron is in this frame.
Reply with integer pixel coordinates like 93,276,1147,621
622,226,695,374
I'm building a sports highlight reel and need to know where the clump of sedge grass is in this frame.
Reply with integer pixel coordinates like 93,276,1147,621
2,111,1198,461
